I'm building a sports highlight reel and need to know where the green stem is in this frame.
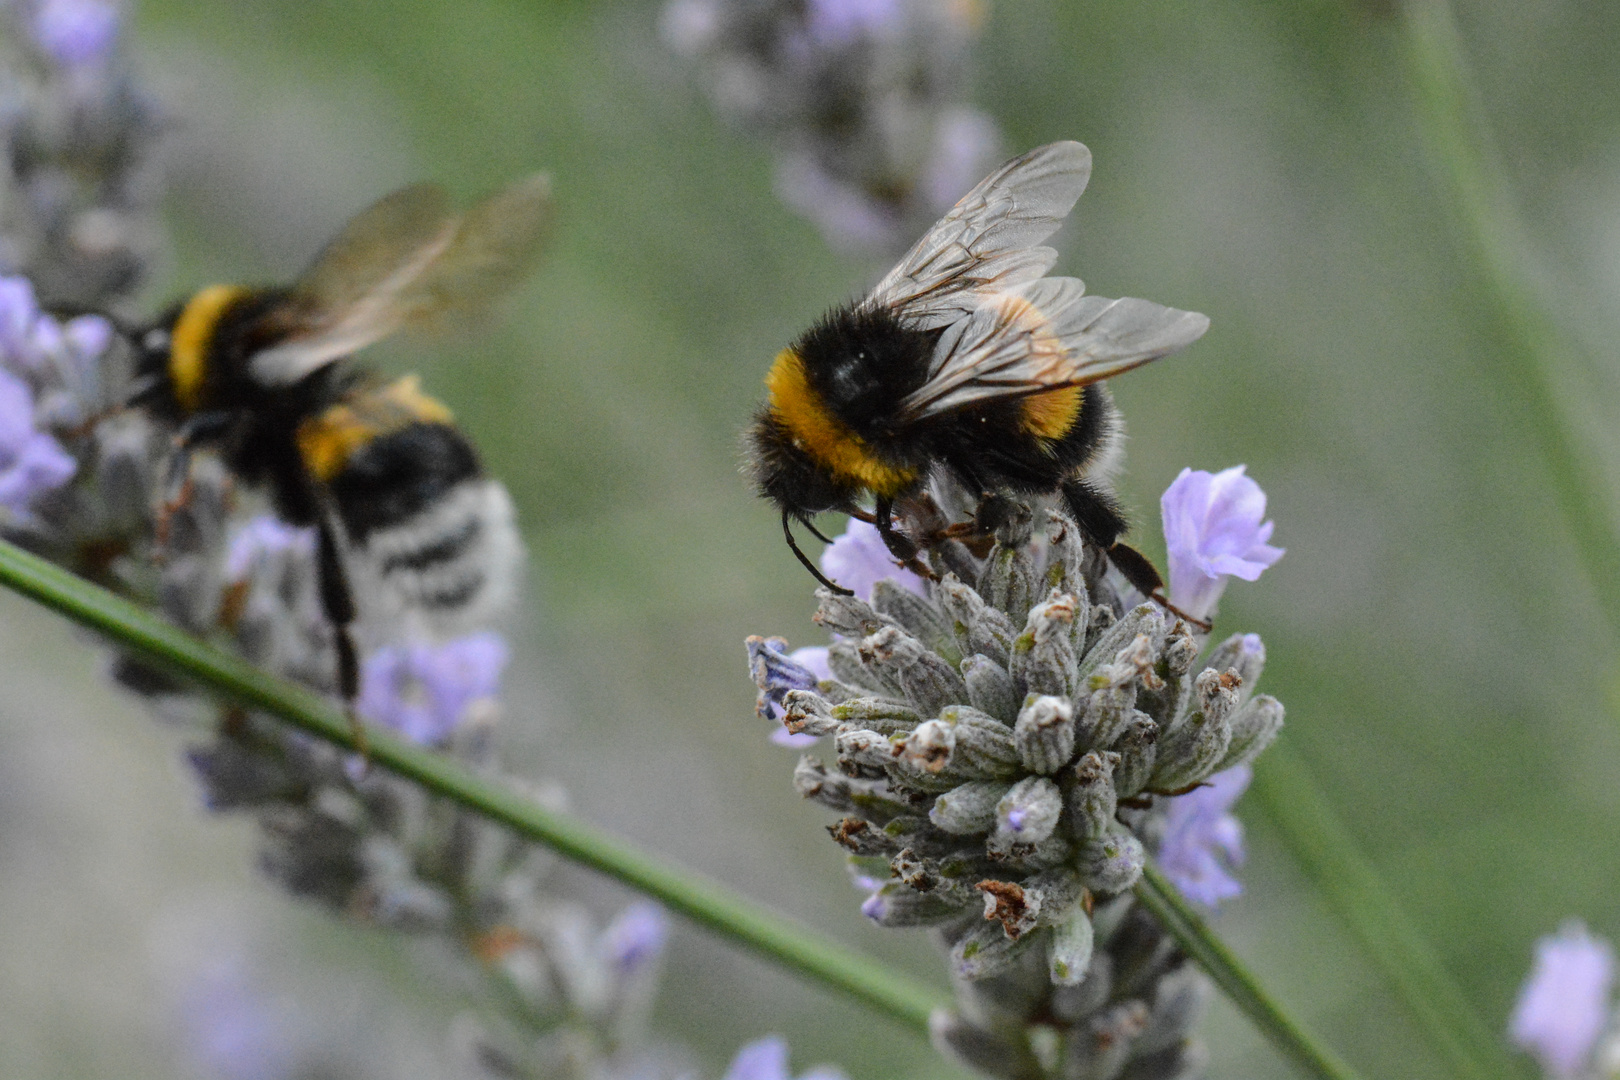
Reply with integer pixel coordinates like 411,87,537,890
1251,745,1521,1080
1135,862,1365,1080
0,537,943,1036
1401,0,1620,613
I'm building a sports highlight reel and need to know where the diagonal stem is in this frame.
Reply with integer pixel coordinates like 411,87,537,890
0,536,944,1036
1135,861,1366,1080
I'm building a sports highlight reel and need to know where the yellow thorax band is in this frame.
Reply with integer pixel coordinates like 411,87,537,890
765,348,914,496
296,375,454,484
169,284,245,414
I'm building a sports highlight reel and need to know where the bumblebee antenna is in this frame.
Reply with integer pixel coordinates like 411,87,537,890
783,510,852,596
802,518,835,544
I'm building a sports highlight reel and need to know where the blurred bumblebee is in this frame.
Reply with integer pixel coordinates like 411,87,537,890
124,175,550,719
746,141,1209,606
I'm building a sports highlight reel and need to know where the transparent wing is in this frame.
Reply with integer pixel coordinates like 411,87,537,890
896,279,1210,421
250,173,553,386
865,141,1092,329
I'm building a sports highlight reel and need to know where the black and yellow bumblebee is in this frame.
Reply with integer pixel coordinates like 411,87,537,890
124,174,550,722
746,141,1209,605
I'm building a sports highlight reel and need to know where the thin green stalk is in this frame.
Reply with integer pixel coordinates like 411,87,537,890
1135,862,1364,1080
0,537,943,1036
1252,744,1523,1080
1402,0,1620,615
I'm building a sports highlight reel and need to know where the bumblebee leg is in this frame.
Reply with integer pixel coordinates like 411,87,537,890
802,518,836,545
783,510,852,596
155,410,237,547
315,516,370,759
874,497,937,581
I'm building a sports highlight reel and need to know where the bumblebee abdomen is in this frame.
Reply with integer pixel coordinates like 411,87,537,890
328,423,521,631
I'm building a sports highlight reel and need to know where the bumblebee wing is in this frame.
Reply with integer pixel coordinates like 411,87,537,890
249,174,553,386
865,141,1091,329
896,278,1210,421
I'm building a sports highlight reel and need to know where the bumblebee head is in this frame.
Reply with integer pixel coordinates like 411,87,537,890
744,406,856,520
121,303,183,409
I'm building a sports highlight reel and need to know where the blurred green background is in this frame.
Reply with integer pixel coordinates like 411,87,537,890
3,0,1620,1076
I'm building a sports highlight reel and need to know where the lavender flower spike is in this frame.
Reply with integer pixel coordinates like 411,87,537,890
1161,464,1284,622
723,1036,846,1080
1511,921,1616,1078
745,635,824,747
1158,764,1251,908
0,366,76,516
358,632,509,745
820,518,926,601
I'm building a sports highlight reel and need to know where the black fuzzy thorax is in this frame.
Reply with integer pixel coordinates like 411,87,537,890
794,302,939,452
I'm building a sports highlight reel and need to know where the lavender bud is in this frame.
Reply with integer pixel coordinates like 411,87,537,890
1163,628,1199,677
872,578,957,661
827,639,899,697
977,539,1036,617
1015,694,1076,775
1135,962,1210,1057
1048,901,1095,987
1077,830,1145,895
990,776,1062,854
1064,1000,1150,1080
976,872,1080,941
961,653,1018,725
781,689,840,736
1082,686,1140,752
829,695,922,734
938,574,1015,667
813,587,894,637
930,780,1013,835
1053,952,1114,1022
938,705,1022,776
1152,698,1234,793
862,882,968,927
1204,632,1265,692
1064,750,1120,838
1081,604,1164,682
1110,715,1160,800
950,916,1032,981
930,1010,1040,1080
794,756,913,821
1218,694,1283,771
1010,591,1080,698
1192,666,1242,725
858,625,966,716
836,728,899,776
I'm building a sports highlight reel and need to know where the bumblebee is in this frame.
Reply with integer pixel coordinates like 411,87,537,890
125,174,550,721
746,141,1209,604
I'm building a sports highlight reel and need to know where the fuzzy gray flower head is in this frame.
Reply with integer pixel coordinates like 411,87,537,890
661,0,1000,255
749,489,1286,1080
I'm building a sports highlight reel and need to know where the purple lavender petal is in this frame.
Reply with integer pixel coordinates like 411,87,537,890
804,0,903,45
602,902,669,976
1511,922,1615,1078
819,518,925,601
724,1036,792,1080
358,633,508,745
1158,765,1251,908
788,645,832,681
32,0,122,67
922,108,1001,210
224,516,316,581
0,278,41,371
0,367,75,512
774,152,901,254
1161,466,1284,622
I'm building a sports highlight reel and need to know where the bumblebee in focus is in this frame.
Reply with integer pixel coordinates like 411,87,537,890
125,175,550,720
746,141,1209,604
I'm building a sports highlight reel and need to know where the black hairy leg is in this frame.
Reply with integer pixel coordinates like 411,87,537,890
1062,476,1211,631
315,514,370,759
783,510,851,596
873,496,937,581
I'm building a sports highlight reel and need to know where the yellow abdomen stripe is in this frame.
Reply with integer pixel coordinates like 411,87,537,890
296,375,455,484
1021,384,1084,443
766,348,916,497
169,284,246,414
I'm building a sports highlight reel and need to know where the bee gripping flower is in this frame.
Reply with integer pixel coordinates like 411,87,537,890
1511,921,1616,1078
820,518,926,601
1161,465,1284,622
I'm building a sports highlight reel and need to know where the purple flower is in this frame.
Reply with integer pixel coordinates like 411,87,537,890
0,366,75,515
745,635,823,747
804,0,903,45
723,1036,846,1080
1158,765,1250,908
1511,922,1615,1078
922,108,1002,210
1161,465,1284,622
31,0,121,67
819,518,926,601
358,632,508,745
180,957,295,1080
602,902,669,976
774,152,901,254
224,516,315,581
